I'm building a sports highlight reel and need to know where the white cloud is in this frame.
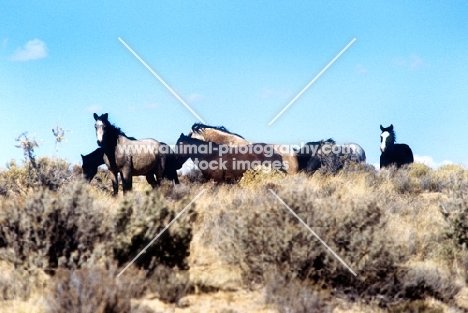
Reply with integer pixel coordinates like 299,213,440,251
11,39,48,61
414,155,453,169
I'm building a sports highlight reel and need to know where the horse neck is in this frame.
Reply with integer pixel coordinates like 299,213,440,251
205,129,247,145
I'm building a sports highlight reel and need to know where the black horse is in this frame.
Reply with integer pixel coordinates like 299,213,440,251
81,145,180,184
81,148,105,182
380,124,414,168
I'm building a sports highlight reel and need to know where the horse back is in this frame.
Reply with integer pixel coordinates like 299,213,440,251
113,136,164,173
396,143,414,163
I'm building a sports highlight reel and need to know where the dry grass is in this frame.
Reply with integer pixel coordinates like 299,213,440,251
0,159,467,312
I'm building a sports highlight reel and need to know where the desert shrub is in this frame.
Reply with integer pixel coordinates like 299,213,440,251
35,157,74,191
87,167,112,193
0,160,29,195
398,265,462,303
264,268,334,313
0,157,74,194
46,265,131,313
0,182,111,271
409,163,432,179
217,191,406,304
0,267,31,301
239,168,286,188
442,197,468,249
112,190,194,272
390,168,414,194
389,300,444,313
142,264,192,303
342,161,376,174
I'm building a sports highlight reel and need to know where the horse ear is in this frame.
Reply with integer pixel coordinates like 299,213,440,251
380,125,384,131
389,124,393,130
102,113,108,120
93,113,98,121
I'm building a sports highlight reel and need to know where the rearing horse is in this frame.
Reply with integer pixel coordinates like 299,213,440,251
380,124,414,168
188,123,299,174
94,113,166,195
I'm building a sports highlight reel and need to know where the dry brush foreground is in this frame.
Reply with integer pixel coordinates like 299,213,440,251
0,158,468,312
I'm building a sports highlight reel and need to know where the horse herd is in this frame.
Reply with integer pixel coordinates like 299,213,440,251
81,113,414,195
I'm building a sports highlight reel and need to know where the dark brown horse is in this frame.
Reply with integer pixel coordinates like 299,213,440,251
94,113,166,195
81,144,180,184
175,133,285,182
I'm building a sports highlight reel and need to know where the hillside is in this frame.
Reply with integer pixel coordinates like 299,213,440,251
0,159,467,312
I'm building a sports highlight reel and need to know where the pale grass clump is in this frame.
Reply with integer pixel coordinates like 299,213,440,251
239,167,287,189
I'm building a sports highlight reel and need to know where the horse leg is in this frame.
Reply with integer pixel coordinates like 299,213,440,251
154,155,165,186
145,174,158,189
121,168,133,194
108,171,119,196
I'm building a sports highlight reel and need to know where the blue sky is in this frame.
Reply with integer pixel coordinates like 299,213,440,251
1,1,467,168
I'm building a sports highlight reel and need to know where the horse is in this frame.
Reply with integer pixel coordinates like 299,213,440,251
296,139,366,174
188,123,299,174
81,144,180,184
94,113,166,195
81,148,104,182
175,133,285,182
380,124,413,168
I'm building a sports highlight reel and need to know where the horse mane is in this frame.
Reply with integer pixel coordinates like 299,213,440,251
305,138,336,146
191,123,245,139
104,120,135,139
389,129,396,143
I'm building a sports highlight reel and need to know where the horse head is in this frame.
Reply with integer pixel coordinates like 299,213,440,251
81,153,97,182
94,113,109,146
380,124,395,152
